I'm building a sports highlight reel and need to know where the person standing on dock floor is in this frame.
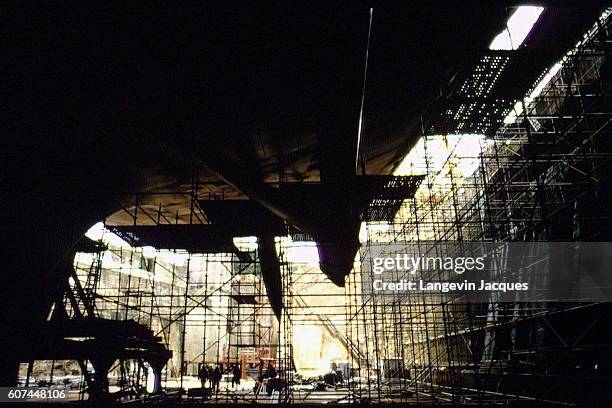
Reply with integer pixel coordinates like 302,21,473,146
198,364,209,388
232,364,241,388
212,366,222,393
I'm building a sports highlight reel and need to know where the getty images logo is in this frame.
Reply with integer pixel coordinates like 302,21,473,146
372,254,485,275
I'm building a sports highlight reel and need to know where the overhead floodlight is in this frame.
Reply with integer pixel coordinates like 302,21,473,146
489,6,544,50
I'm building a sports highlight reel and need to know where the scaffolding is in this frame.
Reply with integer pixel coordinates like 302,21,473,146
49,8,612,406
344,8,612,406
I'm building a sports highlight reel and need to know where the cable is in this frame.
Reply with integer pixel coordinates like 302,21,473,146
355,8,374,176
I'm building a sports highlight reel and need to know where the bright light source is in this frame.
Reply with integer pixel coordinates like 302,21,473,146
157,250,188,267
233,236,259,251
142,246,157,258
359,222,391,243
395,134,486,180
84,221,131,248
318,360,332,374
287,242,320,266
146,366,156,393
84,222,105,241
503,9,612,125
489,6,544,50
530,62,563,98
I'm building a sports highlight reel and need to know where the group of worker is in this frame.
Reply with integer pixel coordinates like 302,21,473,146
197,363,242,392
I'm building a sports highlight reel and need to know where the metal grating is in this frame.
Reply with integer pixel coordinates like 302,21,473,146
361,175,425,222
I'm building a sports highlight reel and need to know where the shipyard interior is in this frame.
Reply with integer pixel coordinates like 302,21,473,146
5,5,612,407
